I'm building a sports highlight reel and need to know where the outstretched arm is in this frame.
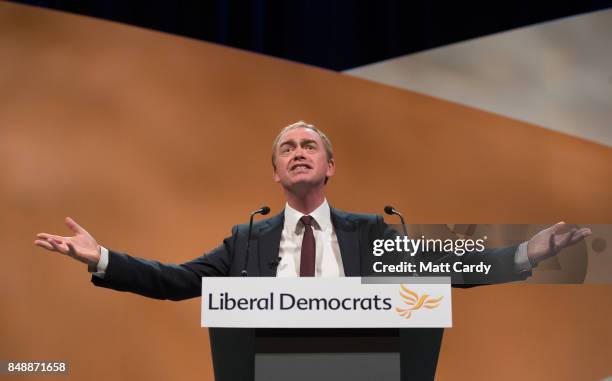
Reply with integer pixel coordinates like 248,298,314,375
34,217,234,300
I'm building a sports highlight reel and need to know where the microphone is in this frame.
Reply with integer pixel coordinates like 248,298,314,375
241,206,271,277
269,257,282,268
254,206,271,216
384,205,408,237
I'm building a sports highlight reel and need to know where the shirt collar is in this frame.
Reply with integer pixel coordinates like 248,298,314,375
284,199,332,232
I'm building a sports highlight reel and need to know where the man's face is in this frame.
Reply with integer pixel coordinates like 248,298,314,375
273,127,335,191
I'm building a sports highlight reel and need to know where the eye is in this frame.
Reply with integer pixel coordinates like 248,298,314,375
280,145,293,154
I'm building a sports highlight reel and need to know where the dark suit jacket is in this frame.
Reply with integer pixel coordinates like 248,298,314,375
92,208,528,297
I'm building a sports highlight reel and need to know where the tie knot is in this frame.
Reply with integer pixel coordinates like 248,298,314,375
300,215,314,227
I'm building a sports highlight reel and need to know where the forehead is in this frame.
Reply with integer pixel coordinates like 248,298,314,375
277,127,322,146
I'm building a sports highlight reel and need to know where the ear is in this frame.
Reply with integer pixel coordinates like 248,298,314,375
273,166,280,183
326,158,336,178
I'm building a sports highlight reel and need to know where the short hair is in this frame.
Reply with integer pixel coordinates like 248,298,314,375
271,121,334,169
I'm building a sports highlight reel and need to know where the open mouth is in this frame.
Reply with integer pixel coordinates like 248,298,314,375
290,163,312,171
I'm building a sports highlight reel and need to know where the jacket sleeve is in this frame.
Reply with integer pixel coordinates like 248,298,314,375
451,246,531,287
91,226,238,300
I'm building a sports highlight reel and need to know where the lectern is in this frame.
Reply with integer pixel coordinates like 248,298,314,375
202,277,451,381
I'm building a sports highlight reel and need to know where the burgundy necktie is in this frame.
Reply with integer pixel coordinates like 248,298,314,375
299,215,315,277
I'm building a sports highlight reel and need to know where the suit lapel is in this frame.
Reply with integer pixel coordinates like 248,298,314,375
255,212,284,276
331,208,361,276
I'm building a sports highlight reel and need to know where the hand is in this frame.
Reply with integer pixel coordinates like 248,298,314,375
34,217,101,267
527,222,592,265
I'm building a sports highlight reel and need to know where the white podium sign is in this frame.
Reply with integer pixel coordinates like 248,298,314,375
201,277,452,328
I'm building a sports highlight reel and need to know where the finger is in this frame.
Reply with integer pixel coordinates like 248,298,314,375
557,228,578,248
37,233,66,241
568,228,592,245
556,227,591,249
65,217,86,235
34,239,55,251
549,229,572,253
49,238,69,255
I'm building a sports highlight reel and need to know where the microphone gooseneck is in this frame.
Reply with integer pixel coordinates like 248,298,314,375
241,206,271,276
384,205,408,237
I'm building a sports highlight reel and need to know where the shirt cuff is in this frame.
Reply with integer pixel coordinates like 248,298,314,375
90,246,109,278
514,241,532,273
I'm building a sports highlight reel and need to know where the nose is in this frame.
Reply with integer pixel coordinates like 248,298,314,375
292,146,307,160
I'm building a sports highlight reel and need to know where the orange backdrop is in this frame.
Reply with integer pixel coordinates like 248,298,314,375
1,2,611,380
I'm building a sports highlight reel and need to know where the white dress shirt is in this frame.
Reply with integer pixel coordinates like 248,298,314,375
276,199,344,277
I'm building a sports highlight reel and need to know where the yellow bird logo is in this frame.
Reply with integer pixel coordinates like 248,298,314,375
396,284,443,319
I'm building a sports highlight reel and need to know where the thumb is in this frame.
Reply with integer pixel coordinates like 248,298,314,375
65,217,86,235
549,221,567,234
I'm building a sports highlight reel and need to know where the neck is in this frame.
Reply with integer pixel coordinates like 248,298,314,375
285,186,326,215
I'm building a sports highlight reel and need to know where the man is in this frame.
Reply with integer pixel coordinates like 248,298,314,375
34,121,591,378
